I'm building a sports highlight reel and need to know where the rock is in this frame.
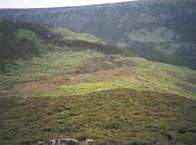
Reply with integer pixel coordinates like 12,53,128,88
61,138,79,145
48,138,79,145
85,139,94,145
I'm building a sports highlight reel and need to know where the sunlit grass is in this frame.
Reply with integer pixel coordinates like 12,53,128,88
39,56,196,99
49,27,106,44
1,50,103,83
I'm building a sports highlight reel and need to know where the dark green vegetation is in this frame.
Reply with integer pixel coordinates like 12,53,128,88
0,22,43,61
0,0,196,69
0,21,196,145
1,90,196,145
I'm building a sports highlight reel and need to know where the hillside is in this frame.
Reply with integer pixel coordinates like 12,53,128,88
0,21,119,62
0,21,196,145
0,0,196,69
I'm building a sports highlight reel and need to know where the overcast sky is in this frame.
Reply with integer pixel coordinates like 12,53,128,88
0,0,137,9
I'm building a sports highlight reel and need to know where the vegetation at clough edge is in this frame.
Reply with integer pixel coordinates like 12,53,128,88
0,21,196,145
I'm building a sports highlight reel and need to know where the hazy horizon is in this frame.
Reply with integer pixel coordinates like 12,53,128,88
0,0,138,9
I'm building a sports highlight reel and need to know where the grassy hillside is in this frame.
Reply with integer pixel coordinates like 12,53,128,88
1,89,196,145
1,52,196,99
122,26,196,70
0,21,108,62
0,21,196,145
1,0,196,69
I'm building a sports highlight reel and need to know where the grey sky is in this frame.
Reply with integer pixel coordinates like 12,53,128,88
0,0,138,9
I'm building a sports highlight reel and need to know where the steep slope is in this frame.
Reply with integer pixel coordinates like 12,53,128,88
0,21,118,62
0,0,196,69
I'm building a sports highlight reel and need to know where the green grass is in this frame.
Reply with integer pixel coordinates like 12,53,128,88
1,49,103,83
15,29,40,42
1,53,195,99
43,81,120,97
40,56,196,99
127,57,196,98
49,27,106,44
